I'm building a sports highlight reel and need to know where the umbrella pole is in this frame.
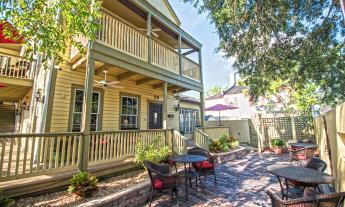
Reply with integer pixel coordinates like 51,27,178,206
219,110,221,126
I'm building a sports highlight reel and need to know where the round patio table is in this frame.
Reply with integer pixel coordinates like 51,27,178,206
169,154,207,200
288,142,317,149
267,165,335,199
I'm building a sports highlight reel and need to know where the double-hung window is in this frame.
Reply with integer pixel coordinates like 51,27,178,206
72,89,101,132
121,95,139,129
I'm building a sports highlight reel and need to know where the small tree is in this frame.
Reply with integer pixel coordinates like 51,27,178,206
0,0,102,67
207,86,223,97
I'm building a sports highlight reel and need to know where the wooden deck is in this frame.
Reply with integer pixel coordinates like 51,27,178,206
146,153,290,207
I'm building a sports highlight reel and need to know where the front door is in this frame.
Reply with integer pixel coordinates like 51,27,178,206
148,103,163,129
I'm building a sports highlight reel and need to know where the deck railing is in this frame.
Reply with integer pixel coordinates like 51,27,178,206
89,130,167,165
0,54,34,80
93,10,201,82
0,129,188,181
182,57,201,81
194,128,209,150
172,130,187,154
0,132,82,181
97,10,148,62
151,39,179,74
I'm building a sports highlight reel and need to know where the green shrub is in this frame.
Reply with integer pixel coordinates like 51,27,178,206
209,134,239,153
0,190,15,207
67,171,98,197
209,139,222,153
135,137,170,167
271,138,285,147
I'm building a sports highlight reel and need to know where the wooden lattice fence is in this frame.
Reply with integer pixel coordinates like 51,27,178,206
249,116,315,148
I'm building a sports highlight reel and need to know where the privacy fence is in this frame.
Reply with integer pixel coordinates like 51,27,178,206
249,116,315,149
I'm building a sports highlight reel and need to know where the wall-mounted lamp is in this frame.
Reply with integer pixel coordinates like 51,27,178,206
34,89,44,103
174,103,180,112
168,114,174,120
22,101,29,111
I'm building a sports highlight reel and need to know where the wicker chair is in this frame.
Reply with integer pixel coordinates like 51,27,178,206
266,188,345,207
289,147,318,163
144,160,179,207
187,147,217,186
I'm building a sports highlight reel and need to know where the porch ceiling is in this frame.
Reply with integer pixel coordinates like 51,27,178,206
0,83,31,102
75,61,189,93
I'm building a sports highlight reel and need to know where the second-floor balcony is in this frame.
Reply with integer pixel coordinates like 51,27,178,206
70,9,202,83
0,54,34,80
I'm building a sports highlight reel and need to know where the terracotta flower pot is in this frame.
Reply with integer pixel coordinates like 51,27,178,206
274,147,283,155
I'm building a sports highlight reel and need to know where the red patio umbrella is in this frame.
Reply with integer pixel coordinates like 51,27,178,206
206,104,238,126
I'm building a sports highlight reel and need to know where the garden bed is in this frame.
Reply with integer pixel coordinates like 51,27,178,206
211,146,251,164
14,169,148,207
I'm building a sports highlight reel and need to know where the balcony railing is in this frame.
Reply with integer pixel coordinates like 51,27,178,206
92,11,201,82
0,54,34,80
97,11,148,62
151,39,179,74
182,57,201,81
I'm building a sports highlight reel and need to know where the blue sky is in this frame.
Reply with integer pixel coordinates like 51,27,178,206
169,1,235,90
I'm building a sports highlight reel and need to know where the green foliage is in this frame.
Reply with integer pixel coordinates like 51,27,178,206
0,190,15,207
271,139,285,147
209,134,239,153
135,137,171,167
67,171,98,197
184,0,345,110
209,139,222,153
207,86,223,97
0,0,102,67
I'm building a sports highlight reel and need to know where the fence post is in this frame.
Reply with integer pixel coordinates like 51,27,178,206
291,115,297,142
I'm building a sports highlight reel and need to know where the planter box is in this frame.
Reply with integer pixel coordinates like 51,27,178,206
77,180,151,207
211,146,250,164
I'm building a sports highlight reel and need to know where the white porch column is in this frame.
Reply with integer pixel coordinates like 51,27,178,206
200,92,205,128
163,82,168,129
79,43,95,171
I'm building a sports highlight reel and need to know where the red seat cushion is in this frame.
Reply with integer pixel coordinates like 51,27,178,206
194,161,214,169
295,155,306,160
152,177,176,189
153,178,163,189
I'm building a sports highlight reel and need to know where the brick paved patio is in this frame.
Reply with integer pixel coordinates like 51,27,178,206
146,152,290,207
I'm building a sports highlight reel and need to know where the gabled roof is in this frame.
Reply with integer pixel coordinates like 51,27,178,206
146,0,181,26
206,85,247,100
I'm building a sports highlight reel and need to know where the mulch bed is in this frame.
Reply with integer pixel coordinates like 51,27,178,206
14,169,148,207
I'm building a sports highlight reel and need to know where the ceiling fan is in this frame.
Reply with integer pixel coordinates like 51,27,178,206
138,28,162,38
93,69,123,89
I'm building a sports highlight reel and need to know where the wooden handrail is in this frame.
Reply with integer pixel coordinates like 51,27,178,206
194,128,210,150
96,11,148,62
0,54,35,80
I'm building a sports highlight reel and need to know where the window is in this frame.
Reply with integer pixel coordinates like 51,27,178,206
72,89,101,132
179,108,200,134
121,95,139,129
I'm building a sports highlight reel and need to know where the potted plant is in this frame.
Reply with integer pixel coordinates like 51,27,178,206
271,138,285,155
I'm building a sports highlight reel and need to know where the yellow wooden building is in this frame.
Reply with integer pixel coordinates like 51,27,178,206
0,0,215,196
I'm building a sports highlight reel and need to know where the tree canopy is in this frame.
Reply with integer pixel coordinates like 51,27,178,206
207,85,223,97
185,0,345,112
0,0,102,67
